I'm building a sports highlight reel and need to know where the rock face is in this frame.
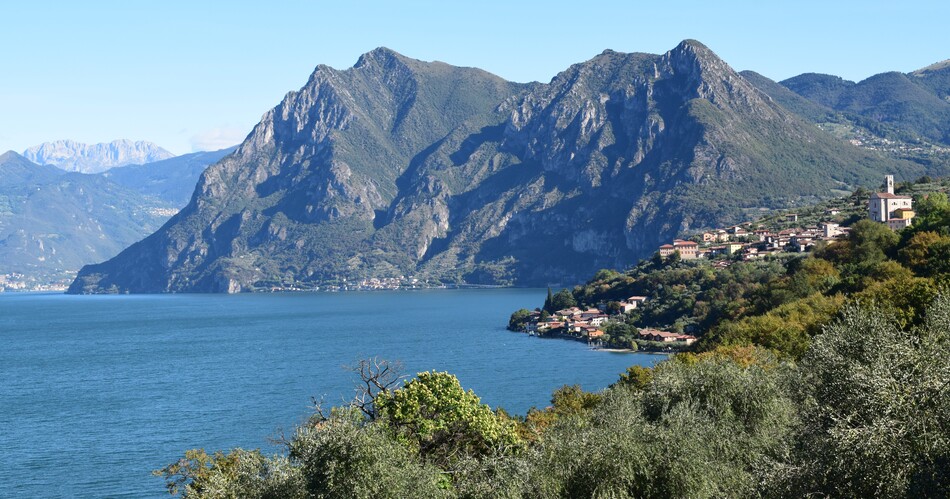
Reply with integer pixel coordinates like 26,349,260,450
23,139,175,173
69,40,922,293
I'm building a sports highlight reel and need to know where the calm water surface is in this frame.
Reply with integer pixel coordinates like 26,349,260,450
0,289,665,497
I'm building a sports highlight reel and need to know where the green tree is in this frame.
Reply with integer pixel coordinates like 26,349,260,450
507,308,533,331
528,350,797,498
376,371,523,465
708,293,846,358
899,230,950,279
546,288,577,312
615,365,654,390
910,191,950,233
784,297,950,496
543,287,554,312
549,384,603,416
289,411,446,498
849,218,899,264
154,448,305,498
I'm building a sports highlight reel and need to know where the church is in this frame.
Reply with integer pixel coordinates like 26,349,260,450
868,175,915,230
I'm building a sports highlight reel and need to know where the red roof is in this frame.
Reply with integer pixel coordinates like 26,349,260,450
872,192,912,199
659,244,675,249
674,240,699,247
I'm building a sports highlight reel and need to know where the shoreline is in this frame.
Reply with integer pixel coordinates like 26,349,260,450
591,347,672,355
522,329,678,355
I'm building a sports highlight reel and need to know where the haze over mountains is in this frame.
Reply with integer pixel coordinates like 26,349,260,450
69,40,946,294
0,147,234,289
102,147,238,207
23,139,175,174
0,151,173,282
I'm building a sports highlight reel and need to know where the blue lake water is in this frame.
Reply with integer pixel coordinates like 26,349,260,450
0,289,665,497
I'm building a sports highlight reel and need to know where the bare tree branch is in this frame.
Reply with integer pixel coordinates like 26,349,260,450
347,357,407,420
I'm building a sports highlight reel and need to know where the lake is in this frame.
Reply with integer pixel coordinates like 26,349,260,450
0,289,665,497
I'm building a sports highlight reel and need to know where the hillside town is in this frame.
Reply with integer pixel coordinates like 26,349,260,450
510,175,917,351
653,175,914,263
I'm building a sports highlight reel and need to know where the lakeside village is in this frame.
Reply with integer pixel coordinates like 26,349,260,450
510,175,917,352
0,271,76,293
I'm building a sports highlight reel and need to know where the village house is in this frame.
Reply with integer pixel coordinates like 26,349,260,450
555,307,582,318
887,208,916,230
702,230,730,242
589,314,609,326
619,296,647,313
724,242,744,255
790,234,815,252
752,229,772,242
584,327,605,340
639,329,697,345
743,247,760,260
658,239,699,259
658,244,676,258
869,175,914,229
537,320,566,331
822,222,843,238
707,245,726,256
728,225,749,237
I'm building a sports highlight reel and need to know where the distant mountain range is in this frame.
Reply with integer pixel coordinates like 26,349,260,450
0,147,234,286
740,59,950,171
70,40,940,294
0,151,174,279
23,139,175,173
781,70,950,144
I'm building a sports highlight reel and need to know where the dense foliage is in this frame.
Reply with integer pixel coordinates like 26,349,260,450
160,181,950,497
159,296,950,497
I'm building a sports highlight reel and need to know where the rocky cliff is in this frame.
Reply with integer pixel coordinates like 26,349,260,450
69,40,922,293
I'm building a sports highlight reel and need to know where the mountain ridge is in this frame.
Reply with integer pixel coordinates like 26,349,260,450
23,139,175,174
68,41,928,294
778,66,950,145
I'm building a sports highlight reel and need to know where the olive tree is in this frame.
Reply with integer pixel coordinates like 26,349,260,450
784,295,950,496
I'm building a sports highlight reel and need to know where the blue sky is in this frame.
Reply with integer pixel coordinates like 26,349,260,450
2,0,947,155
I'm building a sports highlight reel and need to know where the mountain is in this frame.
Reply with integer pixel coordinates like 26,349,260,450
780,67,950,145
69,40,924,294
910,59,950,100
737,70,835,123
0,151,176,281
101,146,237,207
23,139,175,173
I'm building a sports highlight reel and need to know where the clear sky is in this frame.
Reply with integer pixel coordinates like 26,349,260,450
2,0,947,155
